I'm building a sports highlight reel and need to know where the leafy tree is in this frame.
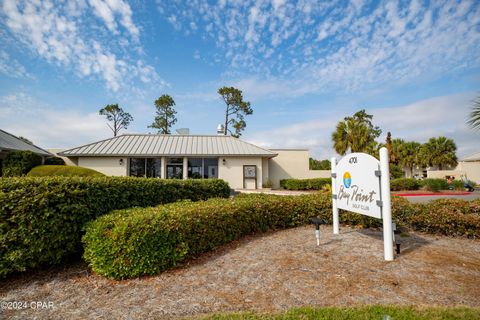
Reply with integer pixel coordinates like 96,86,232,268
217,87,253,137
389,164,404,179
309,158,331,170
467,95,480,130
2,150,42,177
99,104,133,137
149,95,177,134
332,109,382,155
418,137,458,170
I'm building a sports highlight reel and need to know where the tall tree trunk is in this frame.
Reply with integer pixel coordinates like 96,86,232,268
224,107,229,135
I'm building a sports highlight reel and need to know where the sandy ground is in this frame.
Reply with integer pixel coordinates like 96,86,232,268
1,226,479,319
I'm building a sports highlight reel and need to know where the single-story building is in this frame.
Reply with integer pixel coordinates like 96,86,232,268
0,129,51,176
58,134,329,189
427,151,480,184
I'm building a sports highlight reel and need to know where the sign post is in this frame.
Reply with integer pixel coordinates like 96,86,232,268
331,147,394,261
331,157,339,235
380,147,394,261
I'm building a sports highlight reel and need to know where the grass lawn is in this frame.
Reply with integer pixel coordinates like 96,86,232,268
198,306,480,320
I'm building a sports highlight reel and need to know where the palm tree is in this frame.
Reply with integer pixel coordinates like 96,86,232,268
390,138,406,165
418,137,457,170
399,141,421,177
332,110,382,155
467,95,480,130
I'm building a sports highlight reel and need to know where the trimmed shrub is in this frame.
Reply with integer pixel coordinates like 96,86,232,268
2,150,42,177
83,194,480,279
0,177,230,278
83,193,332,279
419,178,449,192
403,199,480,238
280,178,331,190
44,157,66,165
28,165,104,177
390,178,420,191
451,180,465,190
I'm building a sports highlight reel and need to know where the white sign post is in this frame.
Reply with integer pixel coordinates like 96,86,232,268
331,147,394,261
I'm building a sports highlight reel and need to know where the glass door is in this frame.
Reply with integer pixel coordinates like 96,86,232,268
166,157,183,179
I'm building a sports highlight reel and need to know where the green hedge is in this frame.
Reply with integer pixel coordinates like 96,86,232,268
27,165,104,177
280,178,331,190
44,157,66,165
83,193,331,279
419,178,449,192
390,178,467,192
83,191,480,279
0,177,230,278
2,150,42,177
390,178,420,191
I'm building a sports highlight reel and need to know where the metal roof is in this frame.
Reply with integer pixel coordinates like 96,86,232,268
0,129,51,156
58,134,278,157
461,151,480,162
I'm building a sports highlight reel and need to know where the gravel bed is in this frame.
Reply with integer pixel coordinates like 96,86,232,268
1,225,479,319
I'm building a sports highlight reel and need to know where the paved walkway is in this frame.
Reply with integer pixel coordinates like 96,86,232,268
399,190,480,203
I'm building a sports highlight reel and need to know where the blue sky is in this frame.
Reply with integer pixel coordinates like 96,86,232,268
0,0,479,159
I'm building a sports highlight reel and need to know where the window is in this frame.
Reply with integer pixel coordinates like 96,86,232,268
188,158,203,179
146,158,161,178
130,158,162,178
203,158,218,179
129,158,146,177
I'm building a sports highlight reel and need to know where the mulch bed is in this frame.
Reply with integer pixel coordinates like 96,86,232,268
1,226,479,319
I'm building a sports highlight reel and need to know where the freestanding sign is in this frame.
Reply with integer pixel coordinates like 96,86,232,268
331,147,394,261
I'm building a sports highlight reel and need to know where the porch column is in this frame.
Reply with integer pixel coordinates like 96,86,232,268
161,157,166,179
183,157,188,180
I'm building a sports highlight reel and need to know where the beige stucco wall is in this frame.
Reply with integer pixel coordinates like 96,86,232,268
218,156,263,189
268,149,330,189
78,157,127,176
48,149,78,166
427,170,465,180
458,161,480,183
426,161,480,184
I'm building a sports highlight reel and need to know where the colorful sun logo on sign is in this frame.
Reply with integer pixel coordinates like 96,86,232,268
343,172,352,188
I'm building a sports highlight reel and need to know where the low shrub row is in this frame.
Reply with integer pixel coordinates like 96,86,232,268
390,178,467,192
83,193,480,279
83,193,331,279
27,165,104,177
280,178,331,190
390,178,420,191
419,178,450,192
44,156,66,165
0,177,230,278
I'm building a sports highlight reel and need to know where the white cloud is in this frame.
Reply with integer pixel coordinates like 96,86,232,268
0,50,33,79
88,0,140,39
244,92,479,159
157,0,480,98
1,0,161,91
0,92,112,148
